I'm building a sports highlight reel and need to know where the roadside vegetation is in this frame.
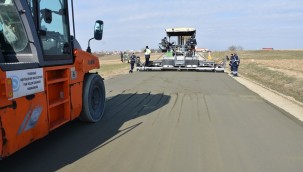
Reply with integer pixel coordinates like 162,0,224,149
212,50,303,103
92,54,129,79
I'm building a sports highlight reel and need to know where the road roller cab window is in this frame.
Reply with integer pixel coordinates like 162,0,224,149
37,0,72,62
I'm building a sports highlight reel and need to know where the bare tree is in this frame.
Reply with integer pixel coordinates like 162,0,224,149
228,45,244,51
228,45,237,51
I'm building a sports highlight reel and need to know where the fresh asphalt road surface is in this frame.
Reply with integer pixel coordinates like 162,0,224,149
1,72,303,172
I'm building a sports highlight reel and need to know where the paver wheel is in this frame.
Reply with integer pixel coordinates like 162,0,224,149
79,74,106,122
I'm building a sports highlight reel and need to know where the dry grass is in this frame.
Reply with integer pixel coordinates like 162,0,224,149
212,50,303,103
92,53,164,79
91,56,129,79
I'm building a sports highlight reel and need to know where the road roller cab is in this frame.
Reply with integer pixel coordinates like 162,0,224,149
0,0,105,159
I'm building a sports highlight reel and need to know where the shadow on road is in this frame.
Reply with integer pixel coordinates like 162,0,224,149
0,92,170,172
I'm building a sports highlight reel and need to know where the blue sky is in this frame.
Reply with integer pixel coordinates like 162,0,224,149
72,0,303,51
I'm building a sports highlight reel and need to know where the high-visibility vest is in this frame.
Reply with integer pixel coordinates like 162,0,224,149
145,49,151,55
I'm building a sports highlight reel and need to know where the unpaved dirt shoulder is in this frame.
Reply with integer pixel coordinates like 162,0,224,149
233,74,303,126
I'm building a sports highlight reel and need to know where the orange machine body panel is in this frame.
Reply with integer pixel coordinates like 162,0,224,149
71,49,100,84
0,92,49,157
0,49,100,158
70,82,83,120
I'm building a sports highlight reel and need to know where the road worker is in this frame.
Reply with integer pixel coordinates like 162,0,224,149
229,53,234,73
136,56,141,67
129,53,136,73
189,35,197,56
120,51,123,62
231,53,240,76
144,46,151,66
